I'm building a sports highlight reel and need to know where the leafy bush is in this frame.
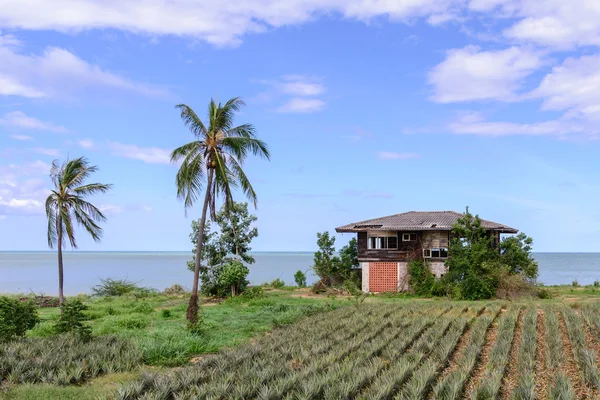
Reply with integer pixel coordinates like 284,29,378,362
217,260,250,296
572,280,580,287
0,296,39,342
594,280,600,288
407,259,435,296
163,284,187,295
536,286,553,299
54,299,92,340
265,278,286,289
294,270,307,287
91,278,148,297
312,233,359,288
161,309,172,318
243,286,265,299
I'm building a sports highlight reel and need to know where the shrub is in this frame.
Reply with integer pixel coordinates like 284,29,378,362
218,260,250,296
243,286,265,299
161,309,172,318
407,259,435,296
572,280,580,287
537,286,553,299
91,278,147,297
163,284,187,295
294,270,307,288
54,299,92,340
594,280,600,288
265,278,285,289
0,296,39,342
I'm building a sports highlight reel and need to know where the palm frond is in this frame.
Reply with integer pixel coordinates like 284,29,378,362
170,140,202,163
73,183,113,197
175,148,206,210
228,156,258,208
175,104,208,138
213,152,236,217
62,157,97,189
71,197,107,223
60,208,77,248
221,137,270,163
73,202,103,242
45,195,58,248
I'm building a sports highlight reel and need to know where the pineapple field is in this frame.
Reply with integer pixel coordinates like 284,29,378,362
115,302,600,400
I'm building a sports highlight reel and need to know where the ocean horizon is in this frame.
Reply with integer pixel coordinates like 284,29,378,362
2,251,600,295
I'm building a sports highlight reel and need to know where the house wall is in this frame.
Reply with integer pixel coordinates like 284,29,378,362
429,261,448,278
421,231,450,249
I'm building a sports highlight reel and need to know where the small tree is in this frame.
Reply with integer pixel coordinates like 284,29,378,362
339,237,359,283
54,299,92,340
0,297,39,342
218,260,250,296
312,232,342,286
188,202,258,297
294,270,307,288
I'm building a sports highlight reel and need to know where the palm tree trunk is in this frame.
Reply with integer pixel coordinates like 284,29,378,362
57,214,65,306
186,168,214,323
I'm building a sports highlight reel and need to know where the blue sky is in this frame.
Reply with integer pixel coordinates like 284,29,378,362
1,1,600,252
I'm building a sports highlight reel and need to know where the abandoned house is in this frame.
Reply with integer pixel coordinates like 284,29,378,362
335,211,518,293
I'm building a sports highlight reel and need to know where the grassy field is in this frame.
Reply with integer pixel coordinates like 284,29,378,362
3,286,600,399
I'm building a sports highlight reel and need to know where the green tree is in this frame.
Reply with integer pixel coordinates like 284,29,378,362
500,233,538,280
339,237,359,283
171,98,270,322
188,202,259,297
312,232,342,286
216,201,258,264
0,297,39,342
444,207,499,299
45,157,112,305
294,270,307,288
218,260,250,296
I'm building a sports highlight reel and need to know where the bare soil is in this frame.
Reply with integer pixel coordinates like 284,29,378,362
500,308,524,400
535,309,548,400
558,311,590,399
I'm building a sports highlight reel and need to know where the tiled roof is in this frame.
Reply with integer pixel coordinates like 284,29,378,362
335,211,518,233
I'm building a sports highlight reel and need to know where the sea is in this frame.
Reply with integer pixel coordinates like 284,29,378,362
0,252,599,295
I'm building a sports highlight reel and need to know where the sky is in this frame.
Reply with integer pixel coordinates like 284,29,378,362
1,0,600,252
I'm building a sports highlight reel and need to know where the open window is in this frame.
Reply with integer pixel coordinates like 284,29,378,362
423,248,448,258
367,234,398,250
402,233,417,242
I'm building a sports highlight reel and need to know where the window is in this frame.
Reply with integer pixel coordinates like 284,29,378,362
367,235,398,250
423,248,448,258
402,233,417,242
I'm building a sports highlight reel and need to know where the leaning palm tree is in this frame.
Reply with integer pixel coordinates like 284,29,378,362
46,157,112,305
171,97,270,323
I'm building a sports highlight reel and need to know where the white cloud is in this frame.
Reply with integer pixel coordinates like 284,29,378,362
502,2,600,50
377,151,420,160
78,139,94,149
0,34,167,99
0,0,462,47
99,203,153,214
31,147,61,157
108,142,171,164
530,55,600,121
9,134,33,141
278,75,325,96
277,98,326,113
428,46,542,103
0,111,68,133
0,172,48,217
448,118,590,138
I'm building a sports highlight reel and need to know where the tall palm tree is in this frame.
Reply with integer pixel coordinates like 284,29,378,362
46,157,112,305
171,97,270,323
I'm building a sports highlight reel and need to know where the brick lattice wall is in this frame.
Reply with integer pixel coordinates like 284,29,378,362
369,262,398,293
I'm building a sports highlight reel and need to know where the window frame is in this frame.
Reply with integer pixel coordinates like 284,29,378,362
423,247,448,259
367,232,398,250
402,233,417,242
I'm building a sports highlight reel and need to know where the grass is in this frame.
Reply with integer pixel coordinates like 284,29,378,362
27,290,345,367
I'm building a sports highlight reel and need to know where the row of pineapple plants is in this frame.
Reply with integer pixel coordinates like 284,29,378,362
545,309,576,400
469,306,521,399
509,308,538,400
116,303,460,399
561,306,600,391
431,304,502,400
